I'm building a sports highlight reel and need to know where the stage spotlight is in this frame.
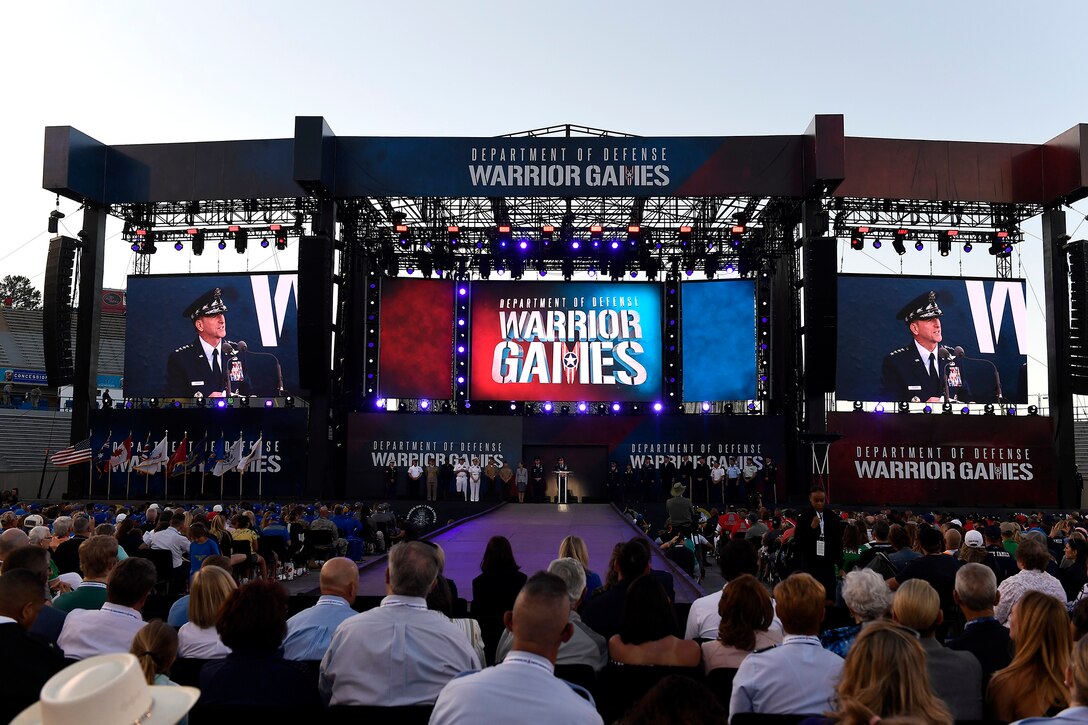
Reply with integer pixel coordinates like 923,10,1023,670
48,208,64,234
260,237,270,249
725,403,734,415
174,241,183,252
560,405,570,415
396,224,410,245
612,402,621,413
597,403,607,414
898,402,910,413
853,401,863,411
923,405,932,414
195,396,206,408
1006,406,1016,416
218,239,227,251
188,229,205,256
962,239,973,253
418,399,430,410
960,406,970,415
130,241,141,252
447,226,460,246
543,402,553,413
704,254,720,278
701,402,711,413
653,402,663,413
442,402,452,412
510,402,518,411
872,240,882,250
589,225,603,245
989,230,1012,256
541,225,554,245
577,402,588,413
942,402,953,414
939,229,957,257
1028,405,1039,415
730,224,746,247
239,395,250,408
172,400,181,409
497,225,512,246
914,240,924,252
892,229,908,255
478,256,491,280
874,403,885,413
984,403,995,415
284,396,295,408
850,227,868,251
264,399,274,408
149,397,160,408
215,399,227,409
747,402,758,413
678,225,693,246
271,224,287,250
627,225,640,246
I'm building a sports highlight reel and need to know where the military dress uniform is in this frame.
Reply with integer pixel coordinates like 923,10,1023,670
165,288,251,398
880,291,969,403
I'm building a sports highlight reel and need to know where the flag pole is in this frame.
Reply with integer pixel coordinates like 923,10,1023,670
200,431,208,497
238,433,244,502
182,430,188,501
258,430,264,500
125,430,133,500
105,430,113,502
37,447,49,499
164,430,169,502
88,427,93,499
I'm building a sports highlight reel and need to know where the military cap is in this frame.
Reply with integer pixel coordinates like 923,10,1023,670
896,290,942,323
182,288,228,320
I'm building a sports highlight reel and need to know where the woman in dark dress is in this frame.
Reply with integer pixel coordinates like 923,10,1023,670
471,536,527,665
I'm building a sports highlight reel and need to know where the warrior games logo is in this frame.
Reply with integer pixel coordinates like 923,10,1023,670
470,282,663,401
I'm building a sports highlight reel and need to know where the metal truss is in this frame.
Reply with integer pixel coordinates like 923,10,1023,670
829,197,1044,232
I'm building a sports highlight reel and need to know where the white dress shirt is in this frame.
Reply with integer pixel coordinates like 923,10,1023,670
58,602,146,660
685,585,783,640
177,623,231,659
730,634,844,720
319,594,480,706
431,650,603,725
150,526,191,568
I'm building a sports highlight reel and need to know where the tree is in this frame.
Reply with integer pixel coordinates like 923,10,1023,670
0,275,42,309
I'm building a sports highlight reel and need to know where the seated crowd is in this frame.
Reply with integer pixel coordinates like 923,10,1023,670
6,500,1088,723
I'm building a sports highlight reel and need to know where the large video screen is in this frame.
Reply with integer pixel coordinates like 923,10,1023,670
378,278,455,400
836,275,1028,403
681,280,756,401
124,273,300,399
470,281,662,402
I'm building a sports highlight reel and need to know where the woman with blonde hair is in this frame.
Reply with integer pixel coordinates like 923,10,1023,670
178,565,237,659
824,621,953,725
987,589,1072,721
131,620,189,724
558,535,602,594
1016,635,1088,723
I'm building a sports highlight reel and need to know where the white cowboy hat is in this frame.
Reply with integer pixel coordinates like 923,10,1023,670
13,653,199,725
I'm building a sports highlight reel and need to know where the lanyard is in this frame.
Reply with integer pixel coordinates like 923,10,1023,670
503,656,553,674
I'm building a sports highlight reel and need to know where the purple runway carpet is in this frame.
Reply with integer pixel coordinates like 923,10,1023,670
357,503,705,604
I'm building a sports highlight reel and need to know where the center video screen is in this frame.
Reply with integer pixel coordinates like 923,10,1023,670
469,281,662,402
836,274,1029,403
123,273,300,399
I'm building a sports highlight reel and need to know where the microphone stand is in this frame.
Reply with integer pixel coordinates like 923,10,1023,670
243,349,287,397
955,348,1004,404
938,347,951,402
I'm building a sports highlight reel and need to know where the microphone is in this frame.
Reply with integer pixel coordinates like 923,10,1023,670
952,346,1003,403
233,340,287,397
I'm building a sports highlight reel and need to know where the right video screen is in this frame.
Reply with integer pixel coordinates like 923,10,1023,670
836,274,1029,403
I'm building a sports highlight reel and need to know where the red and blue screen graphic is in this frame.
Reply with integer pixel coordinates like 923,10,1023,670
378,278,454,399
470,281,662,402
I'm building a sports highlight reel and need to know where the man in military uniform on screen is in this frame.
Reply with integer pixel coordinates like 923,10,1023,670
881,290,968,403
165,287,251,399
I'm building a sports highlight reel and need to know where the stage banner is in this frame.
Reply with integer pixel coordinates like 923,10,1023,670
123,273,300,399
470,281,662,402
681,280,756,402
334,136,803,198
836,275,1028,403
827,412,1057,507
87,408,309,500
378,278,454,400
346,413,523,498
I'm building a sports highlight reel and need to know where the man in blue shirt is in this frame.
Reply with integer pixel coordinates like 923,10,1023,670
282,557,358,661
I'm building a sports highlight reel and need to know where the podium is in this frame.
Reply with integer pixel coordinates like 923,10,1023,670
554,470,571,504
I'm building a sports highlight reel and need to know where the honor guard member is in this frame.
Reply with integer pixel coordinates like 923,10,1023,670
166,288,251,399
880,291,968,403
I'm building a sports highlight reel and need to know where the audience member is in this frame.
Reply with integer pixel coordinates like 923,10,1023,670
1073,598,1088,642
609,574,701,667
619,675,726,725
178,565,236,659
131,620,184,691
51,535,117,613
198,579,320,707
730,572,845,719
167,555,233,627
1059,538,1088,602
821,621,953,725
57,556,156,660
187,522,219,579
892,578,982,720
1014,635,1088,724
0,527,30,567
948,562,1013,689
886,523,921,569
0,569,64,723
686,538,762,639
996,537,1068,626
820,568,892,657
702,573,780,673
52,515,91,575
855,519,894,569
558,535,603,594
428,574,487,665
310,506,348,558
320,540,479,706
431,572,604,724
1,545,67,644
988,590,1072,721
471,535,528,663
282,557,358,661
584,539,653,640
982,523,1018,583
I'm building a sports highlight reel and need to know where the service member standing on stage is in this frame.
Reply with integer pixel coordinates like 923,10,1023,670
468,457,483,503
165,287,251,398
455,457,469,501
425,462,439,502
679,455,695,490
554,457,570,503
605,461,621,503
725,457,741,505
530,458,546,503
693,456,711,505
407,461,423,500
483,459,499,500
710,460,726,504
881,290,969,403
385,463,398,500
515,461,529,504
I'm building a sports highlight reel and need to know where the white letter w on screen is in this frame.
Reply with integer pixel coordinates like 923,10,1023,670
250,275,299,347
964,280,1028,355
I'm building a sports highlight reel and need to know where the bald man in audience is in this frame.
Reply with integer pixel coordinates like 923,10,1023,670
431,571,604,724
495,557,608,671
0,527,29,567
282,557,359,661
320,541,479,706
0,569,65,723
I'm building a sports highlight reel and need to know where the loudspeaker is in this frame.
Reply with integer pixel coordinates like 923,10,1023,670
43,235,77,387
1069,240,1088,394
804,237,837,392
297,235,333,391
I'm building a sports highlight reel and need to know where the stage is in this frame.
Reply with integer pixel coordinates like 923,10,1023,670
356,502,707,604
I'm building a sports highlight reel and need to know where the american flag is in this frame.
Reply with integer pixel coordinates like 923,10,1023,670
50,438,92,466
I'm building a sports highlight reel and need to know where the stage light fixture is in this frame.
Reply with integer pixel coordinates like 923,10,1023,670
872,239,882,250
961,405,970,415
442,402,452,412
284,396,294,408
172,241,182,252
984,403,995,415
678,225,693,246
589,225,603,243
397,224,410,246
478,256,491,280
730,224,746,247
874,403,885,413
942,402,953,414
188,229,205,256
239,395,250,408
218,239,227,251
560,404,570,415
923,405,932,414
215,399,227,409
541,225,554,245
233,227,248,254
597,403,607,414
897,402,910,413
260,237,270,249
652,402,663,413
963,240,973,253
850,227,868,251
852,401,863,411
938,230,956,257
612,402,621,413
701,402,710,412
892,229,908,255
1028,405,1039,415
724,403,734,415
543,402,553,413
447,226,460,246
271,224,287,250
149,397,160,408
989,230,1012,256
914,239,924,252
130,241,141,252
264,399,274,408
747,402,758,413
577,402,588,413
510,403,518,411
1006,406,1016,416
48,208,64,234
419,399,430,410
